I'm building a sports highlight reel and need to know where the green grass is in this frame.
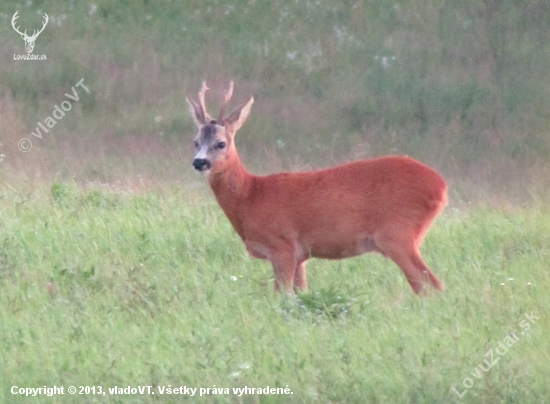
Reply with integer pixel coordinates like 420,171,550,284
1,184,549,403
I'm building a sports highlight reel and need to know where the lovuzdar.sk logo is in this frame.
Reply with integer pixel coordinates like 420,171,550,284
11,10,48,61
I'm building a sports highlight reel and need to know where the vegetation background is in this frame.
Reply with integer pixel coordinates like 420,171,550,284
1,0,549,403
1,0,550,200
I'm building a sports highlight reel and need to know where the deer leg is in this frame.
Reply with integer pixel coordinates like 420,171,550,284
375,231,442,294
270,251,297,293
293,260,308,292
390,249,443,294
410,251,445,291
387,250,428,294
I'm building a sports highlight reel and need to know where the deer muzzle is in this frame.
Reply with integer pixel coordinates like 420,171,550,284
193,158,211,172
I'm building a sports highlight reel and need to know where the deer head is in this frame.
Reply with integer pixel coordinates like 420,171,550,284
12,11,49,54
187,81,254,174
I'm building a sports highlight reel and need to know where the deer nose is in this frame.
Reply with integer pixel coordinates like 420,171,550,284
193,158,211,171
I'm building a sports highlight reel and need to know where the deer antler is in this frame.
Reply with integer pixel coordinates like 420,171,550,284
197,81,212,123
11,11,26,37
11,11,48,39
217,81,234,122
187,81,214,126
187,81,212,124
198,81,209,115
31,13,49,39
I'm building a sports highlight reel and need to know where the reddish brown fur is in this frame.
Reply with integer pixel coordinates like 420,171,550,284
188,82,447,294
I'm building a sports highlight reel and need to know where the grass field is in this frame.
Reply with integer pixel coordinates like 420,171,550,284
2,0,550,402
1,184,549,403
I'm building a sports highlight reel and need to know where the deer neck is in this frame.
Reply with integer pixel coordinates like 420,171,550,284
208,153,253,237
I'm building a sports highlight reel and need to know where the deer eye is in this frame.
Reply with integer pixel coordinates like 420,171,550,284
216,141,226,150
193,140,199,149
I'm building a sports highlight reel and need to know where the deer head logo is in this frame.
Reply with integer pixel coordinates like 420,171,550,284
11,10,49,54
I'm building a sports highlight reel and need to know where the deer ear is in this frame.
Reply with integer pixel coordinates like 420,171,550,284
223,96,254,133
187,97,205,128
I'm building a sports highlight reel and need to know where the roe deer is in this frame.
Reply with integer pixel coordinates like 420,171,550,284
188,81,447,294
